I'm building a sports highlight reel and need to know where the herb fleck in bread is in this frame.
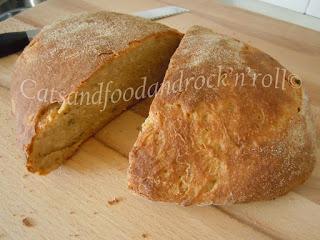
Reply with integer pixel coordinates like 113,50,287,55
11,11,182,174
128,26,316,205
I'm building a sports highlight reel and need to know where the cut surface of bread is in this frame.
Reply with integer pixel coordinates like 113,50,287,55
11,11,182,174
128,25,316,206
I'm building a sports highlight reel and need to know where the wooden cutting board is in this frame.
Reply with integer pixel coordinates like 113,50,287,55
0,0,319,239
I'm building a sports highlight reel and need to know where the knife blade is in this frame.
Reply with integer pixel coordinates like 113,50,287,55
133,6,189,20
0,6,189,58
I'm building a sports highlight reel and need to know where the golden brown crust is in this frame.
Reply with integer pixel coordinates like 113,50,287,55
128,25,316,205
10,11,182,173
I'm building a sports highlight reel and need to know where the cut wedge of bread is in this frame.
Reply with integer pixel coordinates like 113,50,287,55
128,26,316,205
11,11,182,174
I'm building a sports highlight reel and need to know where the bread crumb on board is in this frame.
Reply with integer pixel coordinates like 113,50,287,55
69,234,80,237
107,197,123,206
142,233,150,238
22,217,34,227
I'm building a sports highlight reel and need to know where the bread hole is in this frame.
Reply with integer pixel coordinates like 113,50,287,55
161,169,170,178
178,178,188,193
288,75,302,88
294,79,301,86
202,179,217,193
67,118,76,126
297,107,301,113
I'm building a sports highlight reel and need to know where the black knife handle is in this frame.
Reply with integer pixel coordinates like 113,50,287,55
0,31,30,58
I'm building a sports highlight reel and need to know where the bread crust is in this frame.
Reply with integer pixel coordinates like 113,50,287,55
128,26,316,205
10,11,182,173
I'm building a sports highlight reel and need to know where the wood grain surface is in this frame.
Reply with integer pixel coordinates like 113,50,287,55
0,0,319,239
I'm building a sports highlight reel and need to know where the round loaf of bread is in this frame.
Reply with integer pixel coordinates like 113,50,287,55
11,11,182,174
128,25,317,205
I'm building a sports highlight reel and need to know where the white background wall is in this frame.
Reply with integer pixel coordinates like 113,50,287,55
260,0,309,13
260,0,320,18
219,0,320,31
306,0,320,18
